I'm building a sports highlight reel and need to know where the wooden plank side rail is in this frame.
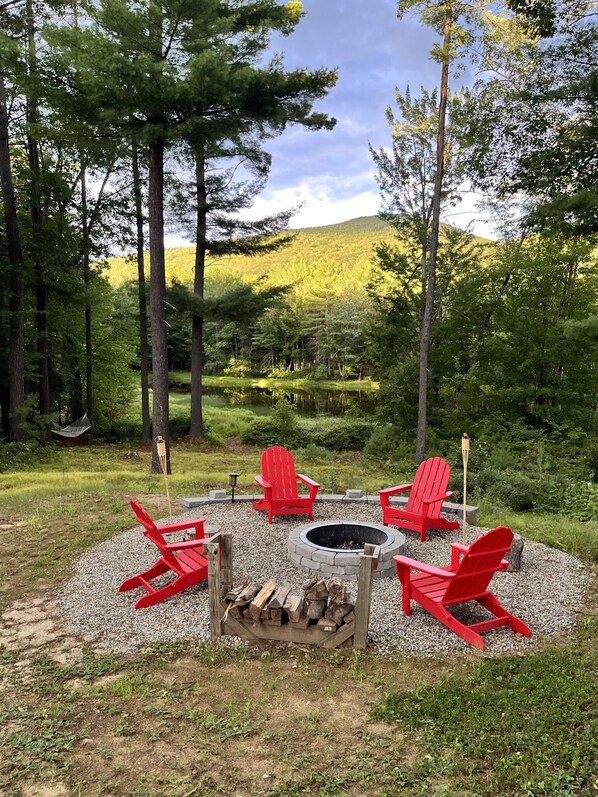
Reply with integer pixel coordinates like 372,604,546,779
206,534,378,650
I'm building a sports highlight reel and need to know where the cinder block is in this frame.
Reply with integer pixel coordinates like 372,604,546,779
312,549,337,565
180,497,209,508
334,552,361,566
300,557,321,571
209,489,227,500
345,489,365,500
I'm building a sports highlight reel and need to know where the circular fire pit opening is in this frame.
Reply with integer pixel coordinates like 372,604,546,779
288,520,405,578
304,522,391,551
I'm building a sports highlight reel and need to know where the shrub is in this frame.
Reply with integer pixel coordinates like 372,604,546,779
310,420,373,451
484,470,542,512
364,425,406,462
296,443,334,463
0,442,45,473
240,399,301,448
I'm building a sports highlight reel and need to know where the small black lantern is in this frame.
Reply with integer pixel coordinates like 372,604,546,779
229,472,240,502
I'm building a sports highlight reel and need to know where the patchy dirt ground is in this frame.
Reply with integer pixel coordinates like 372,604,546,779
0,589,430,797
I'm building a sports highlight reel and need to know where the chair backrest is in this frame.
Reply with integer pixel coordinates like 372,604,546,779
261,446,299,500
130,499,168,551
406,456,452,519
443,526,514,604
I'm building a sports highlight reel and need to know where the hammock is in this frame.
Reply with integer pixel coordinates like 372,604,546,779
51,412,91,438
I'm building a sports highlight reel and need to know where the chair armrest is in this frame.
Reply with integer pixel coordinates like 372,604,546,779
450,541,468,569
297,474,319,488
421,490,453,505
167,535,215,552
255,475,271,490
379,483,412,497
393,555,455,579
160,518,206,534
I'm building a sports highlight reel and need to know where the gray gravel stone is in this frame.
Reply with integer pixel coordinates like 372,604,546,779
57,502,591,657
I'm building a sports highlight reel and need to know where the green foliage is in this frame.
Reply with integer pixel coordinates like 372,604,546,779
240,399,301,448
241,401,374,452
0,442,45,473
372,640,598,796
309,420,373,451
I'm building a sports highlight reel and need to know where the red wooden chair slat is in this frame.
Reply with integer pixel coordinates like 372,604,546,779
379,456,460,541
393,526,531,650
253,445,320,524
119,500,213,609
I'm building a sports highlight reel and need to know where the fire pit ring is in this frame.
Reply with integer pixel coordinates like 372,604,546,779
288,520,405,578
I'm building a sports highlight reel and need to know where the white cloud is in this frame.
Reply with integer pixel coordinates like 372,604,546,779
245,181,381,229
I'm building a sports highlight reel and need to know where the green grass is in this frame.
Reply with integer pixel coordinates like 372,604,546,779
479,499,598,563
372,629,597,796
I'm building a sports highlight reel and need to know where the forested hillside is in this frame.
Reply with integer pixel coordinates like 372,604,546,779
107,216,397,293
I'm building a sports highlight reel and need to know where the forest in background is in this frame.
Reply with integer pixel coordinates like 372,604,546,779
0,0,595,488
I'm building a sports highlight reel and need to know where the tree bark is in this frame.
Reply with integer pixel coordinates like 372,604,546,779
26,0,50,432
132,142,151,443
415,4,452,465
80,160,93,435
190,148,207,439
148,136,170,473
0,71,26,442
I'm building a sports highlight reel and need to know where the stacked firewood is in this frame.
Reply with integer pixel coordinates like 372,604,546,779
223,576,355,632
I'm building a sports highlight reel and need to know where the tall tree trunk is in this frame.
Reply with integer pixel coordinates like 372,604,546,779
80,159,93,434
132,142,151,443
148,136,170,473
190,149,207,439
26,0,50,431
415,5,452,465
0,71,26,442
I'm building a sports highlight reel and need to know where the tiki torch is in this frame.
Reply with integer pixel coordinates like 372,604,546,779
461,433,470,544
156,435,173,521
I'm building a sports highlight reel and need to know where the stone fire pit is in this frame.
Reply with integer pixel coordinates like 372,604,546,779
288,520,406,578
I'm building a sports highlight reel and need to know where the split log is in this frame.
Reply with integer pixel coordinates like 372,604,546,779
225,582,248,602
249,580,277,622
228,604,243,620
304,599,327,620
343,609,355,624
303,578,328,601
234,582,262,606
327,578,348,605
317,617,338,632
324,602,353,625
268,582,291,610
270,608,283,622
284,594,303,623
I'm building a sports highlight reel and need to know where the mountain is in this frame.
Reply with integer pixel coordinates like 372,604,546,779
106,216,396,292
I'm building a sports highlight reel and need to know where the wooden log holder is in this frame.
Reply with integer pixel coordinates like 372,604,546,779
205,534,379,651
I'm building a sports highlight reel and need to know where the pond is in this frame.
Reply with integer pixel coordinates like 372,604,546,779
170,379,377,417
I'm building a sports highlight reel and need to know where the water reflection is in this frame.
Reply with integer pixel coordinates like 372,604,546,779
171,382,376,417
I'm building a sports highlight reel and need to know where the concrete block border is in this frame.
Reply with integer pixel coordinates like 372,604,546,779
180,491,478,525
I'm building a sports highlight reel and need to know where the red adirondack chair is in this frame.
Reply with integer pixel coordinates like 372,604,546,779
252,445,320,524
379,456,460,542
119,500,214,609
393,526,531,650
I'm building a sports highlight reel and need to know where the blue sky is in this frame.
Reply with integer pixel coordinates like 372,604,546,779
168,0,495,244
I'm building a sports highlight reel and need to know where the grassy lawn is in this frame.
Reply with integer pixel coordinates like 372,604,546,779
0,440,596,796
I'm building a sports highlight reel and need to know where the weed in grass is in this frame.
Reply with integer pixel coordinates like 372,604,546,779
0,706,76,787
114,721,135,737
78,651,124,680
100,673,155,698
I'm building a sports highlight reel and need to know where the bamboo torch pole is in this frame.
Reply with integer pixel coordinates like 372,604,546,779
461,433,469,544
156,435,172,522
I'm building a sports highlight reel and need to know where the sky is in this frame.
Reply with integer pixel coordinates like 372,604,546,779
167,0,496,246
